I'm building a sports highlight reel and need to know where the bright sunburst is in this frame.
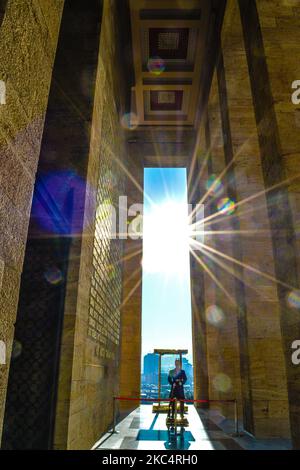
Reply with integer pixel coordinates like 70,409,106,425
142,200,191,276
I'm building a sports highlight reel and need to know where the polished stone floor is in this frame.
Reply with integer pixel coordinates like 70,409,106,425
93,404,293,451
92,404,244,450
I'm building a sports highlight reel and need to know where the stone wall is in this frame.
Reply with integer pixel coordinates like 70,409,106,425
118,144,143,413
205,71,243,420
0,0,64,443
239,0,300,447
192,0,292,438
188,122,209,406
0,1,7,27
220,0,289,438
53,0,128,450
1,0,105,449
0,0,130,450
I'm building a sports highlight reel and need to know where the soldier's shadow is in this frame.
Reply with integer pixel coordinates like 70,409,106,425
164,428,192,450
136,414,195,450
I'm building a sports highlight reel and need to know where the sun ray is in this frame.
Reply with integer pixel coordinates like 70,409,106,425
196,242,275,301
190,248,236,305
122,265,142,289
200,172,300,227
119,247,143,264
193,240,297,291
102,140,155,207
188,115,264,215
188,149,210,203
120,276,142,308
203,201,270,229
187,111,208,197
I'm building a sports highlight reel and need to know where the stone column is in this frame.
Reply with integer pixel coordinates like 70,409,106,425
204,72,243,420
119,141,143,413
239,0,300,447
188,122,209,408
0,0,64,443
217,0,290,438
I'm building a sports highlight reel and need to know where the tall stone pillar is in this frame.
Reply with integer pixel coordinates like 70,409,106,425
119,142,143,413
217,0,290,437
204,72,243,420
0,0,64,444
2,0,132,450
188,122,209,407
239,0,300,447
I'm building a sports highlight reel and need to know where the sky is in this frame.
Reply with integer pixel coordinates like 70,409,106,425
141,168,193,368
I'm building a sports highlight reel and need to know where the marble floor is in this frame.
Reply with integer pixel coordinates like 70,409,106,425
92,404,244,450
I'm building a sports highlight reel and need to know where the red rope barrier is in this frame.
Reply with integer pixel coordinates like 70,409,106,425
114,396,236,404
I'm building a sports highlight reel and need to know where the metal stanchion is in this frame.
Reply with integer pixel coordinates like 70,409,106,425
111,396,119,434
232,399,243,437
174,399,178,435
158,354,162,404
234,399,238,435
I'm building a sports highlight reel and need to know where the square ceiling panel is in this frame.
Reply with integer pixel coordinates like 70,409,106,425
143,87,190,123
150,90,183,111
149,28,189,59
141,26,198,72
130,0,209,126
158,31,180,50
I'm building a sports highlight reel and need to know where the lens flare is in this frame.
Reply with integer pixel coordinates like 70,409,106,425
213,373,232,393
147,56,166,76
206,305,225,327
287,290,300,309
44,267,63,285
217,197,236,215
120,112,138,130
206,174,224,196
31,171,88,235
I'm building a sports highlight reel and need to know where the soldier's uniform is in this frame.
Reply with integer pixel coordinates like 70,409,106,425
168,368,187,419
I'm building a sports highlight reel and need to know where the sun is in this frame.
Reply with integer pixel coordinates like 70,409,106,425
142,200,191,276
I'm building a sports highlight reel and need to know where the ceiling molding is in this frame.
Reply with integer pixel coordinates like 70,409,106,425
129,0,210,128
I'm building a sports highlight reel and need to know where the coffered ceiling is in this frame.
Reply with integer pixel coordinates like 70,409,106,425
129,0,210,127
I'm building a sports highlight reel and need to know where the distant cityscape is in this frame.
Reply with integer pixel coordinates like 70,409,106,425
141,353,194,400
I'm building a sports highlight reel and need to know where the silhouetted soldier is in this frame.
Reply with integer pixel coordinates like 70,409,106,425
168,359,187,420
